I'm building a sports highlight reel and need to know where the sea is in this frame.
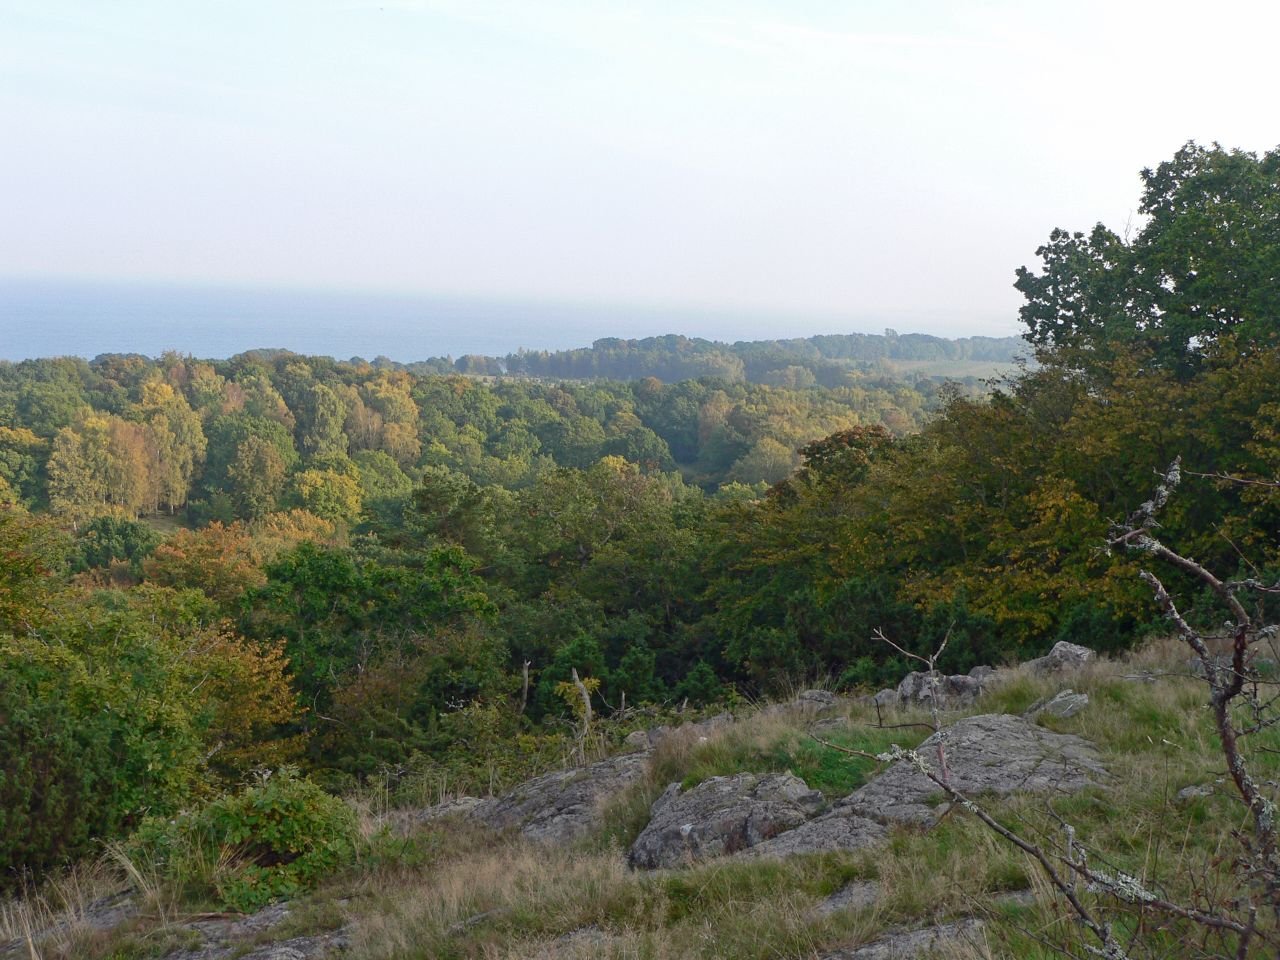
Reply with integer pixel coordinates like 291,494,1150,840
0,277,938,364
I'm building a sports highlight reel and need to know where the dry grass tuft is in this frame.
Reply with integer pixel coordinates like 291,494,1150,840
0,857,130,959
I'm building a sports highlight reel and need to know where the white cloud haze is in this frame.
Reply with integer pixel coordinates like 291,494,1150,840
1,0,1277,337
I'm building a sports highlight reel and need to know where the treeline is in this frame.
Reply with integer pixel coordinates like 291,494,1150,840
0,354,947,527
3,140,1278,889
446,330,1025,385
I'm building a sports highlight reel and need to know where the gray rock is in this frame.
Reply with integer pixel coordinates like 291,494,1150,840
411,795,485,824
1025,689,1090,720
629,772,825,869
0,897,317,960
76,891,137,933
822,919,985,959
182,903,292,942
623,728,652,749
741,807,887,859
529,925,617,958
895,671,934,703
842,714,1106,826
946,674,982,703
968,664,996,683
812,716,853,734
1176,783,1215,802
871,688,899,708
796,689,842,713
1,891,136,957
158,908,349,960
236,933,349,960
814,880,880,916
472,750,650,844
896,671,982,708
1026,641,1095,674
446,910,503,936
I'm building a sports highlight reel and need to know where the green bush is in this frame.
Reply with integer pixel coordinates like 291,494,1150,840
69,515,162,575
0,654,123,891
131,768,357,911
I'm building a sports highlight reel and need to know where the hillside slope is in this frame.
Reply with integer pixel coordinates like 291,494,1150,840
6,637,1271,960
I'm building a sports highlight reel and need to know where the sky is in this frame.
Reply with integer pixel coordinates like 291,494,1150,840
2,0,1278,339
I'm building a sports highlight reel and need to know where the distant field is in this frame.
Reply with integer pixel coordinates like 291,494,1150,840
879,359,1027,380
142,515,185,536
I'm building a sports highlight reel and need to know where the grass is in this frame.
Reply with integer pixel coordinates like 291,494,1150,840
11,636,1278,958
664,722,927,798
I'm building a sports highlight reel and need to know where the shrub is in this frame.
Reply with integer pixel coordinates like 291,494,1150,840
69,515,162,575
0,653,122,891
131,769,357,911
675,661,723,704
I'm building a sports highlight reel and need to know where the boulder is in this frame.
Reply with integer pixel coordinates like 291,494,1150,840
814,880,880,917
629,772,824,869
1025,689,1089,720
968,664,997,683
1176,783,1215,803
895,671,982,708
812,716,853,734
795,689,842,713
871,688,898,708
741,808,886,859
471,751,649,844
822,919,985,959
841,714,1106,826
623,729,652,750
1026,641,1095,674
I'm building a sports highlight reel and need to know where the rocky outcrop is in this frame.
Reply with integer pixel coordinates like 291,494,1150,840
794,689,844,714
1026,641,1095,674
873,664,1000,711
214,931,349,960
471,750,650,844
739,806,886,859
841,714,1106,826
0,895,349,960
822,919,986,959
528,925,618,959
629,772,825,869
895,670,983,708
814,881,880,916
1025,689,1089,720
408,795,485,825
154,904,349,960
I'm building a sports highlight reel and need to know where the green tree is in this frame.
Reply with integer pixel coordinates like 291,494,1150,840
203,414,299,504
293,468,363,525
0,506,68,635
46,423,108,527
228,435,289,519
1015,142,1280,373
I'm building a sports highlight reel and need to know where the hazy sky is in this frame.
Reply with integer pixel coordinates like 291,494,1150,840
3,0,1278,337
